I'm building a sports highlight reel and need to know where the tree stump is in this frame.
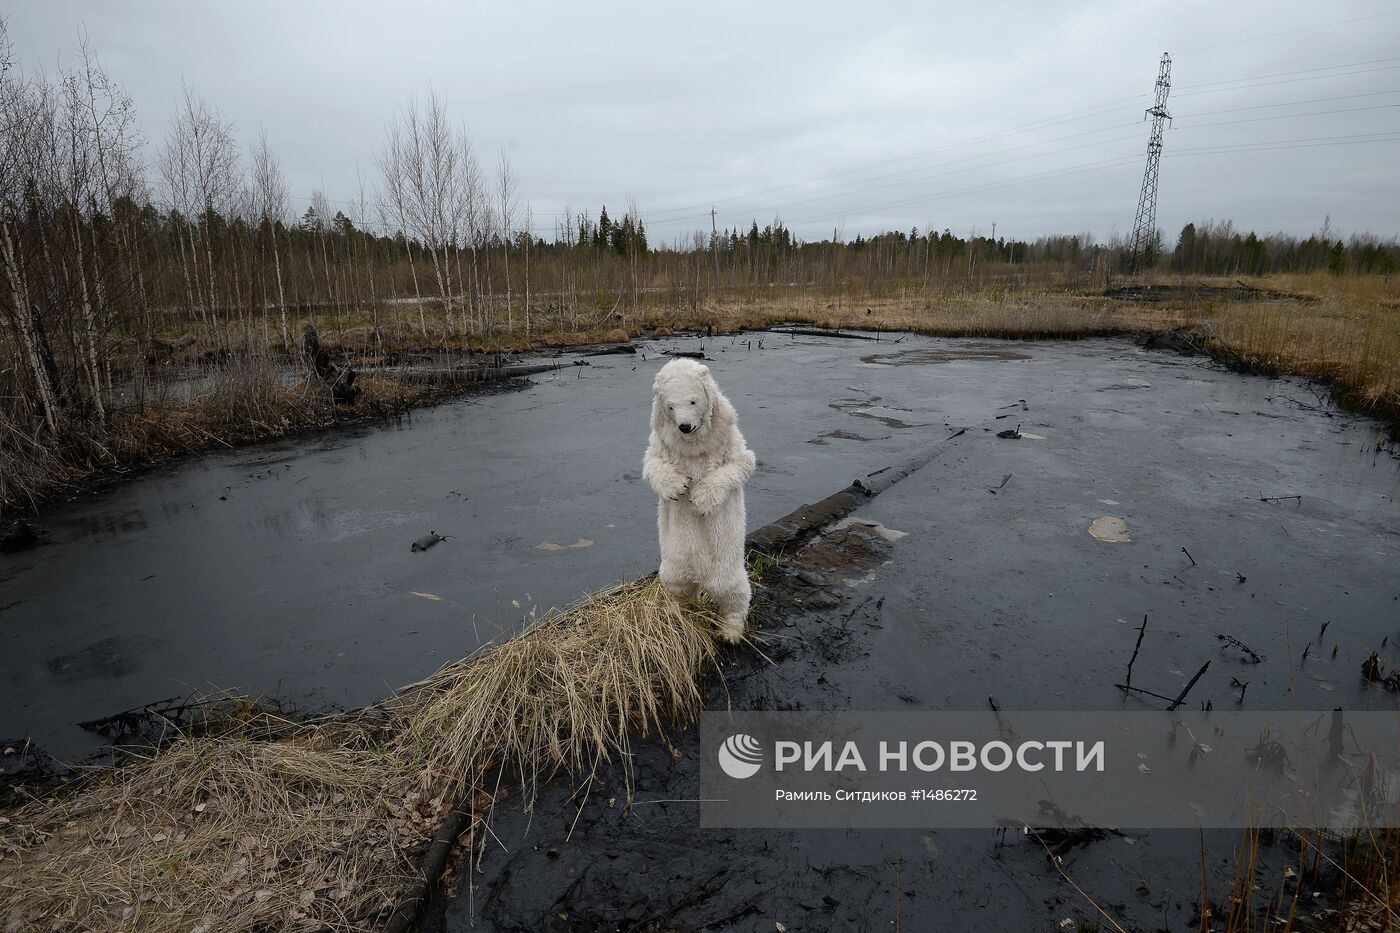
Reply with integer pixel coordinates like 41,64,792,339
302,324,360,405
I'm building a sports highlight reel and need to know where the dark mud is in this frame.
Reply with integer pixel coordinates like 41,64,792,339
2,332,971,765
426,338,1397,932
4,331,1398,928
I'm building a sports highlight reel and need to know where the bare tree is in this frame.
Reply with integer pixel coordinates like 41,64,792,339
159,82,239,335
0,22,61,435
496,149,517,332
378,92,465,339
250,129,289,348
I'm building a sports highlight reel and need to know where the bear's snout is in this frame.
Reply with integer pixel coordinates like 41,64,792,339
678,423,695,434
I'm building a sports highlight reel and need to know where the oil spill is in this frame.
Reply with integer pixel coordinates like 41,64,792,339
861,344,1032,365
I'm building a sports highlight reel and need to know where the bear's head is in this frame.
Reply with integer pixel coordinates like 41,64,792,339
651,358,734,447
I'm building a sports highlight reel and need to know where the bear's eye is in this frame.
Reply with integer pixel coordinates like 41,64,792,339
690,400,696,406
667,405,673,411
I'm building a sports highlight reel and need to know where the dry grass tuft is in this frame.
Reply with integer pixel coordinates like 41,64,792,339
0,577,727,931
391,576,723,805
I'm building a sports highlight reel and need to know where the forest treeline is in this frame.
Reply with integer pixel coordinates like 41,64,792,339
1,21,1396,506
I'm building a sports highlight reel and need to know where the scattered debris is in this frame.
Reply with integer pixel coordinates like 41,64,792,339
1,737,62,794
1362,652,1385,683
1116,616,1210,710
1181,546,1196,567
1167,662,1211,711
987,474,1013,494
1258,493,1302,505
1216,633,1263,663
664,349,707,360
411,531,452,553
996,425,1023,439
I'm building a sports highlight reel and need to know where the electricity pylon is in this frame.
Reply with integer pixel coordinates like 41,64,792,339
1128,52,1172,275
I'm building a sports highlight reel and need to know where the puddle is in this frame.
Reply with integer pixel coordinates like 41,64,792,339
535,538,594,551
808,429,886,444
1088,516,1132,542
830,396,931,429
828,515,908,542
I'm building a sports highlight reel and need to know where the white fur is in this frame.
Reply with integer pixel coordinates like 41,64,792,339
642,359,756,642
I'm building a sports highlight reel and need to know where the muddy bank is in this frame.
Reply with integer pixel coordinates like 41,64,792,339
1106,281,1310,304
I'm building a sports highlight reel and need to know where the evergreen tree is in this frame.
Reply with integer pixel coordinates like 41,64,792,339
595,206,611,249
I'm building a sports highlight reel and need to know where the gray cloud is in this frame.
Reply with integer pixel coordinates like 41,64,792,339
7,0,1399,245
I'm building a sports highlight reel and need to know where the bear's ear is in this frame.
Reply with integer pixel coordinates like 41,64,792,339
696,364,709,376
652,370,666,394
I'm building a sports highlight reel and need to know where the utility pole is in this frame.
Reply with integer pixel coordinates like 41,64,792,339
1128,52,1172,275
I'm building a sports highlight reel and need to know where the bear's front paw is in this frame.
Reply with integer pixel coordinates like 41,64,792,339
658,473,689,501
688,482,726,515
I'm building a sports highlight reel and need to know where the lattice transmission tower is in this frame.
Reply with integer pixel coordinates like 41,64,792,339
1128,52,1172,274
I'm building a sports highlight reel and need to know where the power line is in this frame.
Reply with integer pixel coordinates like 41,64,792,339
1179,88,1400,117
1174,10,1400,56
650,123,1144,225
1168,131,1400,155
640,93,1151,220
785,154,1146,226
681,102,1398,229
1175,55,1400,91
645,63,1400,231
778,131,1398,233
1175,103,1400,129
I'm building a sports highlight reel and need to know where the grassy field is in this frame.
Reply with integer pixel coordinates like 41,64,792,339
3,273,1396,512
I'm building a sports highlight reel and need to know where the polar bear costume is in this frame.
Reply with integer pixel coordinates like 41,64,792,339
643,359,756,642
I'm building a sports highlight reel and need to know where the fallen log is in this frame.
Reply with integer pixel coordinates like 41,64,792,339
769,327,877,341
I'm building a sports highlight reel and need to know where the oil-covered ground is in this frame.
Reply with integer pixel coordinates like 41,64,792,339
426,334,1398,932
4,332,938,762
4,331,1399,929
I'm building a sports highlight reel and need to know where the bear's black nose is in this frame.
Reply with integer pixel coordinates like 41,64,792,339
678,423,694,434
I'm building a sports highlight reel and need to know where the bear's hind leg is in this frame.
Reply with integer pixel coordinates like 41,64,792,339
707,574,752,644
659,561,699,603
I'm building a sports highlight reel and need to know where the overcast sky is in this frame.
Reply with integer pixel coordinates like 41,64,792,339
7,1,1399,246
